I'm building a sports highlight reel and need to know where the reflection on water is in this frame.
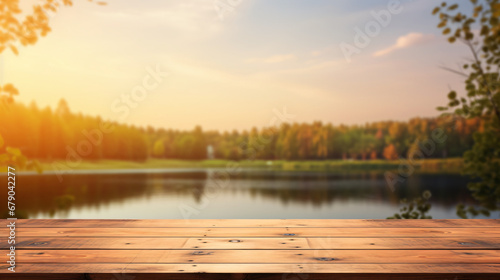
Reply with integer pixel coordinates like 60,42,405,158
0,169,494,219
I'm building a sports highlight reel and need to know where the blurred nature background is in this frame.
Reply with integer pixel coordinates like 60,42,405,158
0,0,499,219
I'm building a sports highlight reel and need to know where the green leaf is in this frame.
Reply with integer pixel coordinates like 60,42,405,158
422,190,432,199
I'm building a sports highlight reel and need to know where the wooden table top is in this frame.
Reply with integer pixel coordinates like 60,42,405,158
1,219,500,278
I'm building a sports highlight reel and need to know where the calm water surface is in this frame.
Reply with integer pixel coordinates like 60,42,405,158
2,168,494,219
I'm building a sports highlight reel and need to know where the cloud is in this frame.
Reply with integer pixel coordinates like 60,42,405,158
246,54,296,64
373,32,435,57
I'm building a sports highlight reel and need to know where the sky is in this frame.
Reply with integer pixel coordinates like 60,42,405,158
2,0,476,131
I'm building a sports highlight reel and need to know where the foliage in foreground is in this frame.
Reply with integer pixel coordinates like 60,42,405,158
434,0,500,218
387,191,433,219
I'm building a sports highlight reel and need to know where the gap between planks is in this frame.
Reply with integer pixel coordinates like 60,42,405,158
11,219,500,228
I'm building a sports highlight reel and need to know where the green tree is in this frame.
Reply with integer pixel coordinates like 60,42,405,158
434,0,500,217
152,139,165,158
358,132,376,160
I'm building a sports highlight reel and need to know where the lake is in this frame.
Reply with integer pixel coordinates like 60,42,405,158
2,168,493,219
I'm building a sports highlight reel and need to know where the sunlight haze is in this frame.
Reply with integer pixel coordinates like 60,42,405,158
3,0,472,130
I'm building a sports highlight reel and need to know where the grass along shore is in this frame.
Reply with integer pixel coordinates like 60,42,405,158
25,158,467,174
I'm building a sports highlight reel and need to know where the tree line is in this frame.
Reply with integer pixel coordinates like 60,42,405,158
0,99,484,162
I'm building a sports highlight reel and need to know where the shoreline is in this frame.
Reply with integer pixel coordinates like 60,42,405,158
2,158,464,174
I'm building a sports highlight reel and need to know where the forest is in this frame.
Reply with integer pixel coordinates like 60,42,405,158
0,98,484,162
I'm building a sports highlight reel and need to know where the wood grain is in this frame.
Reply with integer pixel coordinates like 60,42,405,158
7,249,500,264
0,219,498,275
3,237,500,250
3,227,499,238
2,274,500,280
1,263,500,273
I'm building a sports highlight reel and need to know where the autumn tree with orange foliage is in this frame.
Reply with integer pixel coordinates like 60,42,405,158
383,144,398,160
0,96,484,162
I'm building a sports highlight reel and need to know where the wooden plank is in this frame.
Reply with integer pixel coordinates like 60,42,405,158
62,273,500,280
0,273,244,280
4,237,500,250
0,275,84,280
8,249,500,264
1,263,500,273
1,273,500,280
5,227,500,238
2,219,499,275
8,219,500,228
